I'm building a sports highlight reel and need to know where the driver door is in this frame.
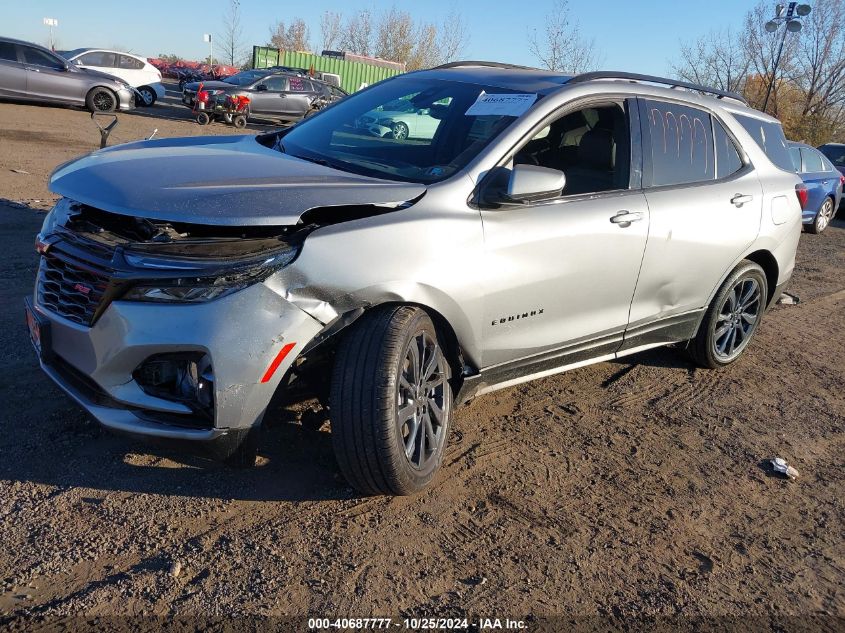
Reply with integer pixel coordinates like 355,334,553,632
21,45,82,104
480,99,649,370
248,75,286,115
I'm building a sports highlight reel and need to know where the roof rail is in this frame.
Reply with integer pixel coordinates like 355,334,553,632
433,60,541,72
566,71,748,105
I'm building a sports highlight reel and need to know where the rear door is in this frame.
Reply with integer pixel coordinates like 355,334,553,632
625,98,763,347
0,41,26,98
21,45,83,104
282,76,314,118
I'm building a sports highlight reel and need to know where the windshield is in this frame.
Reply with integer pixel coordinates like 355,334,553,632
272,77,539,183
819,145,845,167
224,70,269,86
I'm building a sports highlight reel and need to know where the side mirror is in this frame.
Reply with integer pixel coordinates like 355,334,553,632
255,84,267,92
503,164,566,204
72,59,82,66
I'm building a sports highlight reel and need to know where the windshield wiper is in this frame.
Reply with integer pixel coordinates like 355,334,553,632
291,153,347,171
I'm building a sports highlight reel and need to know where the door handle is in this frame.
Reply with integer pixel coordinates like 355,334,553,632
609,210,644,226
731,193,753,207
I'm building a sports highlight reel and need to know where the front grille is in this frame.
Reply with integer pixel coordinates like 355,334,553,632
37,253,111,326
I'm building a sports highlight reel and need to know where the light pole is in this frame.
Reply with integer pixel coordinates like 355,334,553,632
203,33,213,66
43,17,58,50
762,2,812,113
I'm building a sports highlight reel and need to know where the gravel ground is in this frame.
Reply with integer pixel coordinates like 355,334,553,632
0,95,843,631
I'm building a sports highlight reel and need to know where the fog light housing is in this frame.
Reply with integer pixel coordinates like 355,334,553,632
134,353,214,420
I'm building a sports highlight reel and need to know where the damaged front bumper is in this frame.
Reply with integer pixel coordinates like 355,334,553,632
30,280,324,441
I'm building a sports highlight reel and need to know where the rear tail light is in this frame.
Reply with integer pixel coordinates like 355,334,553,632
839,174,844,187
795,183,809,209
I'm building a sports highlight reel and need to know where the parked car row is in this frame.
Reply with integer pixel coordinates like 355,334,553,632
181,69,348,123
0,36,135,112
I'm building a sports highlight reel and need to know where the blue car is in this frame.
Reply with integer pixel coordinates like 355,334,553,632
788,142,843,234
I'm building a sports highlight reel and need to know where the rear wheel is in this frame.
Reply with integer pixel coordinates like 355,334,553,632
86,87,117,113
196,111,210,125
807,196,834,234
330,306,452,496
689,261,767,369
232,114,247,129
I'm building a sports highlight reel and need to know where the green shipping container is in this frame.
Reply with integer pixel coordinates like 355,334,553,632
251,47,404,94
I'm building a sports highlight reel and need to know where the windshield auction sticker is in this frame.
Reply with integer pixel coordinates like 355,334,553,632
465,92,537,117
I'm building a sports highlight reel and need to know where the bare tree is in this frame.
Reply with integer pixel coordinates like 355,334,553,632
437,9,469,64
672,29,750,94
791,0,845,121
528,0,601,73
341,10,374,56
219,0,246,66
320,11,343,52
375,8,417,66
268,18,311,52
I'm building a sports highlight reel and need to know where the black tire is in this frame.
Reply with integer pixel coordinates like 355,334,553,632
136,86,156,107
806,196,835,234
689,261,768,369
86,87,117,113
330,306,453,496
209,427,259,468
196,111,210,126
391,121,409,140
233,114,247,129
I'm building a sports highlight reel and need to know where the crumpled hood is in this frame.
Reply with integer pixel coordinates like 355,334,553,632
49,135,426,226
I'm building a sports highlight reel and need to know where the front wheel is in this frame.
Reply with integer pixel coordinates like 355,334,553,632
86,87,117,113
330,306,453,496
391,121,409,140
688,261,767,369
136,86,156,107
807,197,834,234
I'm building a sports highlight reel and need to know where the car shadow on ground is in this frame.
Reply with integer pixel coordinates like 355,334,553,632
0,202,356,504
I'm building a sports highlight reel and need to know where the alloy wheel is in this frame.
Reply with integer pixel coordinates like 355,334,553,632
712,278,762,361
817,198,834,232
396,331,448,470
93,91,115,111
138,88,154,106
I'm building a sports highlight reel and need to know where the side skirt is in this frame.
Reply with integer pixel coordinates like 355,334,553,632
457,309,704,404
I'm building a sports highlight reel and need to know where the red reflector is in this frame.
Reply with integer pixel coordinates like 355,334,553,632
840,174,844,186
260,342,296,383
35,236,49,254
795,184,809,209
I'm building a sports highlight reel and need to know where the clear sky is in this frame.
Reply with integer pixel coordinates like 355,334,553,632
4,0,754,75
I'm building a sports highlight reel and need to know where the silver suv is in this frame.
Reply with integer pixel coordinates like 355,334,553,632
26,63,802,495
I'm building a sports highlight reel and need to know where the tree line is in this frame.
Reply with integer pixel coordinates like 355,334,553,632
673,0,845,145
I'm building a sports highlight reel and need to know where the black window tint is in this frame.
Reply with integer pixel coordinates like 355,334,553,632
713,118,743,179
733,114,793,172
80,51,116,67
22,46,64,70
0,42,17,62
800,147,824,173
789,147,802,172
819,145,845,166
644,100,714,186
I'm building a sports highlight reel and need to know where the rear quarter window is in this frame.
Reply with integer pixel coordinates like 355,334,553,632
0,42,17,62
732,114,793,172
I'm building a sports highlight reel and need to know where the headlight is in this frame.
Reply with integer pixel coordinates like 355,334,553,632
121,244,300,303
36,197,74,249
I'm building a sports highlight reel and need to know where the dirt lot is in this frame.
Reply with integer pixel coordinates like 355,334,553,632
0,95,844,631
